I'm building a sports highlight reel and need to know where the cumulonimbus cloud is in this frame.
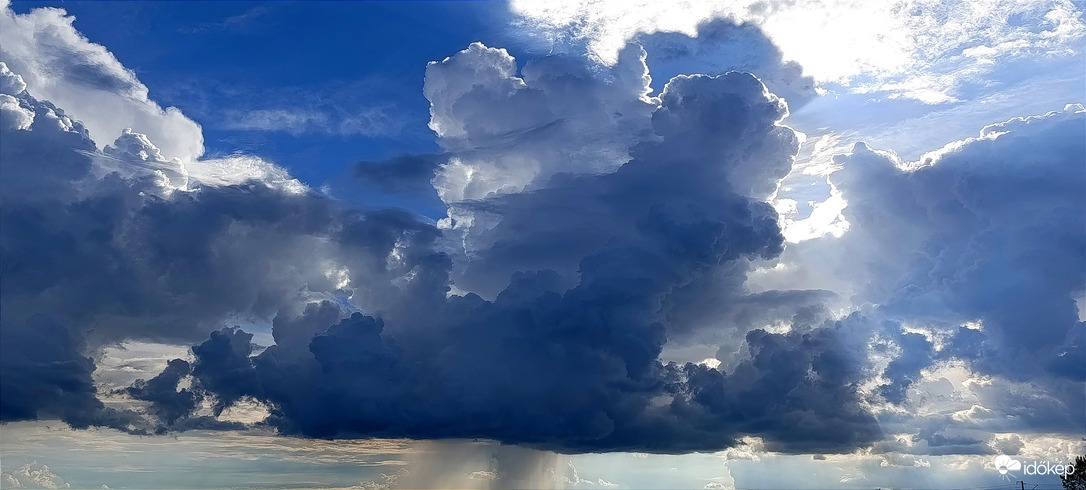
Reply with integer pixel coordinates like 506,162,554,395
0,1,1082,462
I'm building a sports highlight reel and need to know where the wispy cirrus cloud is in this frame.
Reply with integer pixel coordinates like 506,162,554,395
222,106,402,137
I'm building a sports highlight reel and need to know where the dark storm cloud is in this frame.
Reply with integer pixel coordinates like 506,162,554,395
0,63,94,202
0,23,891,451
877,327,934,405
0,64,450,432
1,315,114,429
682,314,882,453
125,359,197,425
4,7,1082,456
147,71,881,453
0,65,143,432
192,329,261,415
446,68,798,297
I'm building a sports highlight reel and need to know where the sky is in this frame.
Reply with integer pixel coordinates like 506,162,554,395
0,0,1083,489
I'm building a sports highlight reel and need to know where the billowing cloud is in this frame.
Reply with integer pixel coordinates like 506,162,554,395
0,1,204,160
833,106,1085,384
511,0,1084,103
141,66,880,454
636,19,815,108
0,57,447,434
0,462,70,489
2,28,884,452
729,104,1086,477
1,0,1082,474
424,42,655,205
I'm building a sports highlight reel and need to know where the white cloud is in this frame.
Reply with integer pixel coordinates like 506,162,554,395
425,42,526,140
0,92,33,130
93,127,306,195
223,108,328,135
0,463,71,489
217,397,272,425
353,468,409,490
222,107,399,137
511,0,1084,102
99,129,190,195
424,41,654,204
776,180,849,243
2,54,302,197
0,1,204,160
93,341,194,392
184,154,308,194
465,470,498,481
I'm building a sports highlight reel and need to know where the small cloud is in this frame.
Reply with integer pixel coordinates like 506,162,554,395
466,470,498,481
222,107,401,137
183,6,272,33
353,468,408,490
1,462,72,489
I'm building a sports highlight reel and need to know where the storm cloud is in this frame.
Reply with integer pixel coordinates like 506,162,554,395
155,66,879,453
0,59,450,434
1,1,1082,467
0,25,889,452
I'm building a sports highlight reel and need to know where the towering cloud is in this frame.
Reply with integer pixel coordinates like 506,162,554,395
424,42,654,206
144,61,880,453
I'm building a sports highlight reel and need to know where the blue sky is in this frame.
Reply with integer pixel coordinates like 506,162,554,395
6,1,520,216
0,1,1083,489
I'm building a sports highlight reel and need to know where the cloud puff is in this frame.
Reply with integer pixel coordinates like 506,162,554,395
424,42,802,299
0,462,71,489
424,42,655,204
